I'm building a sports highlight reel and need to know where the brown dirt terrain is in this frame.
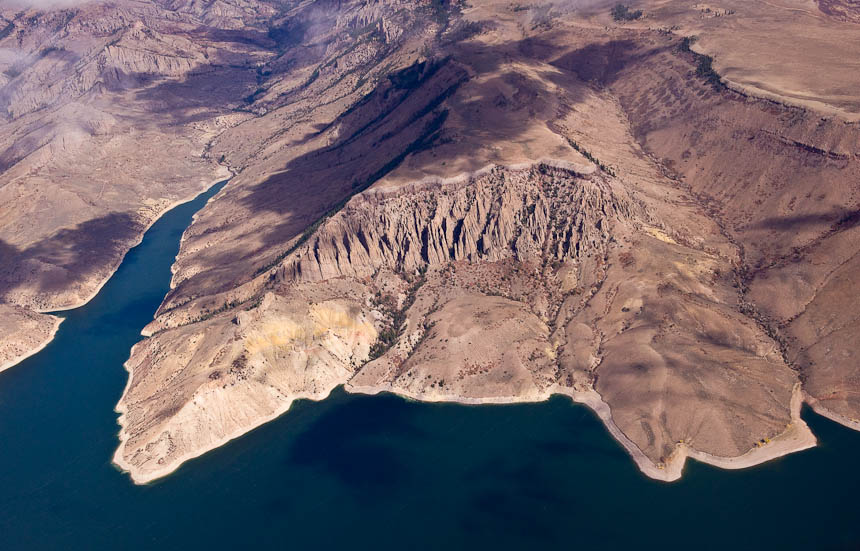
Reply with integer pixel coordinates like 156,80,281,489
0,302,60,372
1,0,858,484
112,0,859,483
0,0,274,361
112,0,852,480
588,31,860,438
645,0,860,119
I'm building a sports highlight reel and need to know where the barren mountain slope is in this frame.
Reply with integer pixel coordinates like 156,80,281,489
0,0,855,486
580,32,860,433
0,0,283,364
110,0,860,483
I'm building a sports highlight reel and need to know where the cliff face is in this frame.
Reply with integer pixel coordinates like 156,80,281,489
279,164,628,282
116,164,633,480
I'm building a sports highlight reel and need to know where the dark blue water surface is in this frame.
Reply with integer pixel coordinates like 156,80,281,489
1,181,859,550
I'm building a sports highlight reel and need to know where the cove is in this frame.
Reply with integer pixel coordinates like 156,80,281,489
0,181,858,550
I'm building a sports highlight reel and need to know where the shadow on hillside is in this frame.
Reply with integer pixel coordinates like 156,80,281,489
163,34,593,302
744,208,860,233
551,39,646,86
0,212,140,303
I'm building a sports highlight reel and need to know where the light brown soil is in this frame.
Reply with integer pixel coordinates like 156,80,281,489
111,0,860,483
1,0,858,484
0,303,61,373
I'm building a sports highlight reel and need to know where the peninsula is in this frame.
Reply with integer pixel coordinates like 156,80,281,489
1,0,858,485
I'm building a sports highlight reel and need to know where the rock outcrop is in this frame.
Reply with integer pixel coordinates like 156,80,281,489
116,157,812,482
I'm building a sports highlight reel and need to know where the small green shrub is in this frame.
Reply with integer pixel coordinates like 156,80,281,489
611,4,642,21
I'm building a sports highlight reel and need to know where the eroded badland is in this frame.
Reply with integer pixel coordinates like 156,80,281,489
1,0,859,482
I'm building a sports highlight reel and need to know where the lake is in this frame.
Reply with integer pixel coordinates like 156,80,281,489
0,181,858,550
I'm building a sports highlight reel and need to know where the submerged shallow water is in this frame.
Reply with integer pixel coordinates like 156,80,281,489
0,182,858,550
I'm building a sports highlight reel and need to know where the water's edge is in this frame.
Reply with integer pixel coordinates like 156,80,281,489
0,176,229,379
1,175,859,550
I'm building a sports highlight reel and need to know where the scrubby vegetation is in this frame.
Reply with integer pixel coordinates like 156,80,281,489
427,0,462,28
0,23,15,41
184,297,248,326
567,138,616,177
611,4,642,21
678,36,724,90
530,5,557,29
388,59,428,89
266,19,307,51
678,35,696,53
368,266,428,359
694,54,723,90
442,19,490,45
244,87,265,104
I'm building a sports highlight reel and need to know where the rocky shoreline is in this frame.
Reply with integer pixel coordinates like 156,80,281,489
114,380,829,485
0,170,229,376
0,310,63,375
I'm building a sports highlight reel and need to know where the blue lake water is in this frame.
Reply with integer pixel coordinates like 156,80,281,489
0,181,858,550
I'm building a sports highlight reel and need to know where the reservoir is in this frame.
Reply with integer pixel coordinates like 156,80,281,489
0,182,858,550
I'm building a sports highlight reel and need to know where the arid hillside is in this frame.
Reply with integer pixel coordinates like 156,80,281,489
1,0,858,484
0,0,263,312
113,0,860,483
0,0,445,365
